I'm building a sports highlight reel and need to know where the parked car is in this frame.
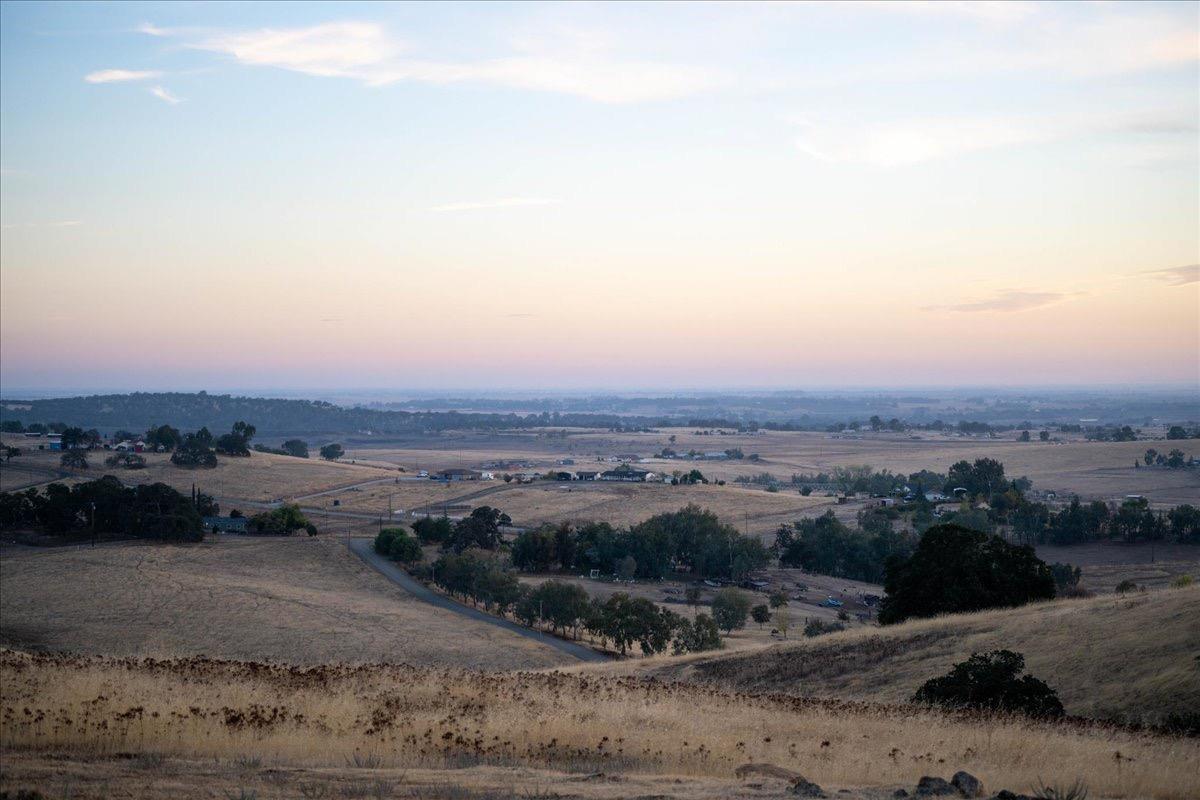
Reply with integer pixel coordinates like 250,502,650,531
820,597,844,608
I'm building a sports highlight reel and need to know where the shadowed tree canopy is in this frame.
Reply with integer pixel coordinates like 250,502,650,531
878,524,1055,625
913,649,1064,718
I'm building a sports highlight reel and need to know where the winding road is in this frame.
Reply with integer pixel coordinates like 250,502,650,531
346,538,608,663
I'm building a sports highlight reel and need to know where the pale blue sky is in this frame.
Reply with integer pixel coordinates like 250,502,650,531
2,1,1197,391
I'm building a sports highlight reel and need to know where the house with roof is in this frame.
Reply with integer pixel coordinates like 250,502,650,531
438,468,482,481
600,465,649,482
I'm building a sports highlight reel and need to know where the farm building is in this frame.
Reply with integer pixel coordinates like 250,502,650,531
438,468,482,481
600,466,649,482
576,470,600,481
203,516,249,534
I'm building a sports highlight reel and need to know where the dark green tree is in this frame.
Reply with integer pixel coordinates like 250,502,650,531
144,424,182,451
711,587,751,633
751,603,771,629
913,650,1064,718
60,449,89,469
444,506,511,552
411,515,453,544
282,439,309,458
672,613,722,654
878,524,1055,624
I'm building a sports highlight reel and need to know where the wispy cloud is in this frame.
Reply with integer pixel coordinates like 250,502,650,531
431,197,559,213
793,109,1196,167
926,290,1080,313
164,21,720,103
1143,264,1200,286
148,86,182,105
794,116,1037,167
85,69,162,84
137,22,172,37
195,22,401,79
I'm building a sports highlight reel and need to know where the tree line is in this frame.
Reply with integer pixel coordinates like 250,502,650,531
419,550,722,656
0,477,206,540
509,505,770,581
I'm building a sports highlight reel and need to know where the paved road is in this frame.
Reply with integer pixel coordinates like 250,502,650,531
287,476,403,504
346,538,607,663
408,481,516,515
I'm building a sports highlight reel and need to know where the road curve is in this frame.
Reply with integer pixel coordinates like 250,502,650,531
346,538,608,663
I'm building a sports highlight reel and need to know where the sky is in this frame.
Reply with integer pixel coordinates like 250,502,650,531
1,1,1198,393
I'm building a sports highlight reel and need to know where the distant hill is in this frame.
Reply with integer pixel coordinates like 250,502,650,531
0,392,679,436
597,587,1200,727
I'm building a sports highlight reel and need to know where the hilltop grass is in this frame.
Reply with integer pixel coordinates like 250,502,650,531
583,586,1200,726
2,649,1197,799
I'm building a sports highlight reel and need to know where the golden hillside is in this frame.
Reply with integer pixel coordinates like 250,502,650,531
595,586,1200,725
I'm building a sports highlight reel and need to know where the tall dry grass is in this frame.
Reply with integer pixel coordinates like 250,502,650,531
586,586,1200,725
2,650,1196,798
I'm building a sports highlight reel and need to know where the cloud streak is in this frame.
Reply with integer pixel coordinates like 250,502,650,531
85,69,162,83
149,86,182,105
168,21,721,103
926,290,1080,313
1143,264,1200,286
431,197,559,213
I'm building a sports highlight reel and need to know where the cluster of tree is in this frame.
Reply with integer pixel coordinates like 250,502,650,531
59,427,102,449
104,452,146,470
145,424,182,450
1085,425,1139,442
509,506,769,582
426,552,725,657
0,477,204,540
825,419,999,435
944,458,1029,497
879,524,1055,624
785,466,950,497
440,506,512,552
319,443,345,460
774,510,915,584
913,649,1064,718
374,527,422,562
1,420,71,434
0,392,695,437
254,439,309,458
1008,497,1199,545
1167,425,1200,440
246,503,317,535
411,515,454,544
5,390,1196,439
1141,448,1192,469
170,428,219,468
60,449,91,469
214,421,255,456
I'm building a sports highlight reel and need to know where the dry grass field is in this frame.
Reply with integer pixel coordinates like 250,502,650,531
343,428,1199,510
323,479,834,536
0,537,569,670
0,439,400,503
586,587,1200,726
518,566,882,653
1035,542,1200,593
3,648,1198,800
